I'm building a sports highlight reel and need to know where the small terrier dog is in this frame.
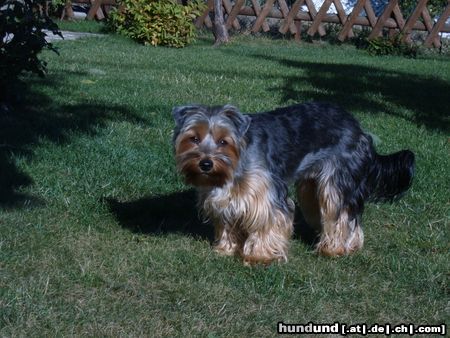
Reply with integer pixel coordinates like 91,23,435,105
172,103,415,265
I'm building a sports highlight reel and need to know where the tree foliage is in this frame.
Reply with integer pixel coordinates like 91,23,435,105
0,0,61,93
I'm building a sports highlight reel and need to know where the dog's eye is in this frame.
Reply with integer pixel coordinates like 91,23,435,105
190,136,200,144
218,139,228,146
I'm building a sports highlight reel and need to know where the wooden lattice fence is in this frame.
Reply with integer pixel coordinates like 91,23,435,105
195,0,450,47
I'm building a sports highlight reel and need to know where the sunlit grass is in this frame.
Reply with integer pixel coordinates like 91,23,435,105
1,25,449,336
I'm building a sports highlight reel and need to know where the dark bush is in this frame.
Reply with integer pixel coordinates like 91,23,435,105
0,0,61,101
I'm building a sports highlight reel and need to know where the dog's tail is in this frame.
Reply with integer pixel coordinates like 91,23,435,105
366,149,415,202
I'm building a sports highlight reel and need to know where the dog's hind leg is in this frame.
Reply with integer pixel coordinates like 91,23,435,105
297,172,364,256
316,206,364,256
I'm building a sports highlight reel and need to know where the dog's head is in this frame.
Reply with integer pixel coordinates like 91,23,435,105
172,105,250,187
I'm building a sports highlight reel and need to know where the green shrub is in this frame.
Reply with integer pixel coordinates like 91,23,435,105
109,0,205,48
400,0,447,17
365,34,418,58
0,0,61,94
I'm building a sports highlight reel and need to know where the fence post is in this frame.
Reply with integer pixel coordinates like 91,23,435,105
369,0,399,39
280,0,306,34
223,0,241,29
251,0,271,31
424,0,450,47
252,0,277,33
338,0,365,41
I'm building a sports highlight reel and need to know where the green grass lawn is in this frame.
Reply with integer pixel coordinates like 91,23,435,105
1,27,449,336
55,19,109,34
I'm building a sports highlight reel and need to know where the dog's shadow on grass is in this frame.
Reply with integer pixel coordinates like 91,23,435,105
106,190,318,247
105,190,214,241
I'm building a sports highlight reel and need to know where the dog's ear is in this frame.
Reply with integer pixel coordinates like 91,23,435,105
220,105,251,137
172,105,203,128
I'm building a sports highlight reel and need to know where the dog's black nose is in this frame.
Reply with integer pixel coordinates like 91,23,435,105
199,159,213,172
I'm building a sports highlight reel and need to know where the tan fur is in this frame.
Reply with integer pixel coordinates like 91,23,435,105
201,168,294,265
308,174,364,256
213,222,241,256
297,172,364,256
316,209,364,256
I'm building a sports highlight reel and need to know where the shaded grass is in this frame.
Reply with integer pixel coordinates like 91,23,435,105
1,30,449,336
